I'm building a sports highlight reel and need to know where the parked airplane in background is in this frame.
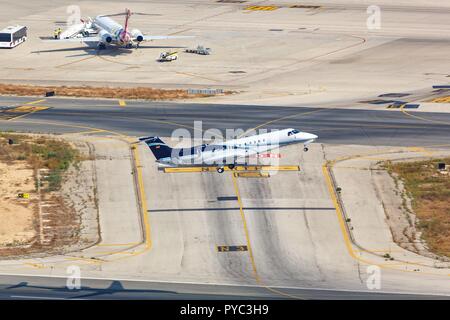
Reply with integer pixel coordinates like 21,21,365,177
47,8,193,49
139,129,318,173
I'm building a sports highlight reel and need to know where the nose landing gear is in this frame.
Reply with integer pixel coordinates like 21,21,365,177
303,146,309,152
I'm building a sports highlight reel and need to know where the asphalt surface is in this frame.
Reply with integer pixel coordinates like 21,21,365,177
1,97,450,148
0,275,447,300
1,96,450,300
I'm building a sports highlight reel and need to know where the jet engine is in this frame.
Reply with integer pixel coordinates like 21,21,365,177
99,30,113,43
131,29,144,42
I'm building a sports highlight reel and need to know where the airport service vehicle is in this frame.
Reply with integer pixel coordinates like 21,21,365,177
46,8,193,49
185,45,211,55
140,128,318,173
157,51,178,62
0,25,27,48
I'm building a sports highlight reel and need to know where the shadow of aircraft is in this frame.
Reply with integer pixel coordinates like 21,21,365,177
6,280,178,299
32,45,188,59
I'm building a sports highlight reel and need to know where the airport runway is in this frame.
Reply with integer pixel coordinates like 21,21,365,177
0,275,448,300
1,96,450,147
1,96,450,300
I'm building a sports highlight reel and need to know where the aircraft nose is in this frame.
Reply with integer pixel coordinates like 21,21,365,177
303,132,318,140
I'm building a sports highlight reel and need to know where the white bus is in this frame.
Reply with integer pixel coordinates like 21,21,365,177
0,26,27,48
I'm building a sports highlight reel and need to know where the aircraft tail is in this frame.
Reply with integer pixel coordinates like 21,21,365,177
140,136,173,160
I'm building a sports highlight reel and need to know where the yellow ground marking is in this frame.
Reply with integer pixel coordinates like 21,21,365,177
235,172,270,178
131,145,152,250
354,249,403,253
260,165,300,171
407,146,434,157
8,106,49,113
64,257,103,265
164,167,205,173
231,173,306,299
245,5,278,11
164,165,300,173
24,262,46,269
428,96,450,103
231,173,260,282
119,100,126,107
25,99,46,105
3,101,50,121
322,165,358,259
323,156,450,277
96,242,141,247
89,251,136,256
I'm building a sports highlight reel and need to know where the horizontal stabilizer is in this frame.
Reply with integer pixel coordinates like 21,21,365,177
42,36,100,43
138,136,155,141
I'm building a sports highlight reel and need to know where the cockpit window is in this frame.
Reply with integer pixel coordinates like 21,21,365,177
288,129,300,136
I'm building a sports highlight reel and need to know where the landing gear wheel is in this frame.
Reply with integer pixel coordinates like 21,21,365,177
126,43,133,49
303,147,309,152
227,164,236,170
98,43,106,50
217,167,225,173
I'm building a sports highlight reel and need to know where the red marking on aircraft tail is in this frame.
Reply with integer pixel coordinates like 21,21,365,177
124,8,131,33
120,8,132,43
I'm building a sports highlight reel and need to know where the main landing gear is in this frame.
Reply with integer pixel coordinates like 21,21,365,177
216,164,236,173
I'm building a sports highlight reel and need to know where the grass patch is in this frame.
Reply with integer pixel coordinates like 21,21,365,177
0,133,80,192
385,158,450,257
0,83,217,100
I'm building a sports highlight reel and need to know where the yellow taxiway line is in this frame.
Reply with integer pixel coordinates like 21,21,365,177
164,165,300,173
234,172,270,178
132,143,152,250
231,172,306,299
323,155,450,277
231,173,260,283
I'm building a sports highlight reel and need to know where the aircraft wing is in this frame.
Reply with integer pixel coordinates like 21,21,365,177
42,36,101,43
142,35,194,41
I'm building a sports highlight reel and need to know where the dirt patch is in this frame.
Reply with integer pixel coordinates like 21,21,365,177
0,83,212,100
384,158,450,259
0,133,97,258
0,162,36,246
